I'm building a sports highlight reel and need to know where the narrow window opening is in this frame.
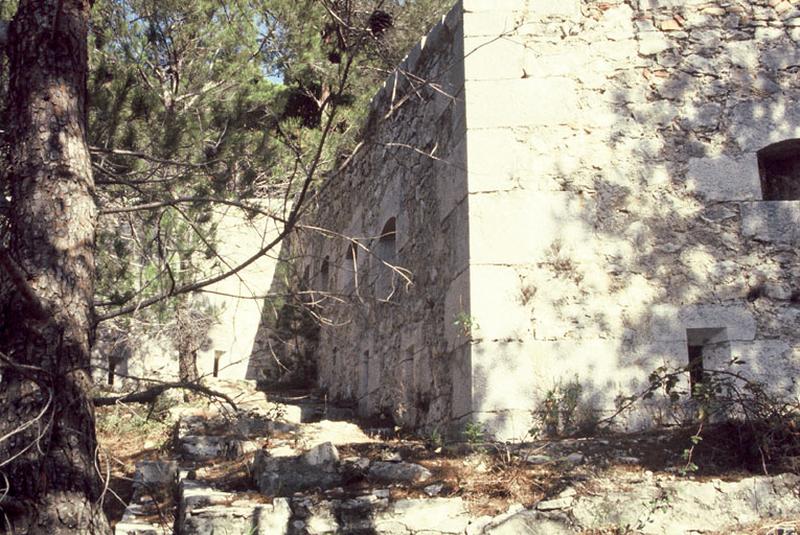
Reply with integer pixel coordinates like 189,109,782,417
107,357,117,386
342,243,358,290
359,350,370,413
378,218,397,258
404,345,415,390
320,256,330,291
376,218,397,298
213,350,223,378
403,345,416,423
757,139,800,200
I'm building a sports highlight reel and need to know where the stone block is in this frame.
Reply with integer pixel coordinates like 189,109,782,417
368,461,432,483
470,340,537,412
302,442,339,470
298,497,471,534
466,129,532,192
469,264,533,341
178,435,258,461
630,100,678,127
568,473,800,533
686,154,762,201
179,481,291,535
650,304,757,342
731,100,800,152
729,340,797,393
463,8,578,41
741,201,800,244
294,419,375,447
638,32,674,55
252,449,343,496
726,41,760,70
599,4,636,40
462,0,531,11
374,498,472,533
638,0,708,8
471,408,536,442
467,190,589,265
463,36,528,81
465,78,579,129
762,44,800,70
115,503,169,535
480,510,572,535
132,461,177,494
442,1,461,30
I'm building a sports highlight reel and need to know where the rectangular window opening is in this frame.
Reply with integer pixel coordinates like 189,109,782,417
685,327,729,397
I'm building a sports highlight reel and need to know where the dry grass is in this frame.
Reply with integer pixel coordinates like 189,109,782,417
422,453,548,516
188,452,262,494
337,440,579,517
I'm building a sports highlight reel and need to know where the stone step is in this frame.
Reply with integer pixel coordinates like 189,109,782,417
114,503,171,535
114,461,178,535
177,480,291,535
173,411,297,461
291,495,474,534
178,434,260,461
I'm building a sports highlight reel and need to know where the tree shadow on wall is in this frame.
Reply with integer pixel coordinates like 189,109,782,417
472,3,800,437
246,235,320,386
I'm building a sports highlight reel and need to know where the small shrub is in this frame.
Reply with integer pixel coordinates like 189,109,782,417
426,426,445,450
606,361,800,473
531,376,586,438
453,312,478,338
463,421,487,446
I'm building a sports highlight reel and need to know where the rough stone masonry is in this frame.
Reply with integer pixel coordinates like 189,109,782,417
294,0,800,439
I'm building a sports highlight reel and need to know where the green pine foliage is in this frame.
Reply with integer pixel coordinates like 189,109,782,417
89,0,453,325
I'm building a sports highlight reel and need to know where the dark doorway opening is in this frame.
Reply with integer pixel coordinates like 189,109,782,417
758,139,800,200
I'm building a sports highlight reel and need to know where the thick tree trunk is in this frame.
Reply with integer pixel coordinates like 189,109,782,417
178,347,199,383
176,296,200,386
0,1,110,533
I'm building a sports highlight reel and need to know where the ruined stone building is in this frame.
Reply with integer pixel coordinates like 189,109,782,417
296,0,800,438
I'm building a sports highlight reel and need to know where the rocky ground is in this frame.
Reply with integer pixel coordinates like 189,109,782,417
100,379,800,535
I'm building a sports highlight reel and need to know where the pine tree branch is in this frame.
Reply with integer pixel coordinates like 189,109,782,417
98,196,285,221
93,381,238,410
94,50,359,324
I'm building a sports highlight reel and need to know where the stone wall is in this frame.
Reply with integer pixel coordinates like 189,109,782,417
92,205,284,389
301,0,800,438
196,204,285,380
461,0,800,437
294,3,469,429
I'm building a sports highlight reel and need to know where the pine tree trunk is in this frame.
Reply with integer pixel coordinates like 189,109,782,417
176,254,199,386
0,1,110,533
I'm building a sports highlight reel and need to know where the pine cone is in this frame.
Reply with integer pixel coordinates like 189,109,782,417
368,10,393,36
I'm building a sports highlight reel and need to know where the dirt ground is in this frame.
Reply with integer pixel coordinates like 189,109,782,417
96,397,799,534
